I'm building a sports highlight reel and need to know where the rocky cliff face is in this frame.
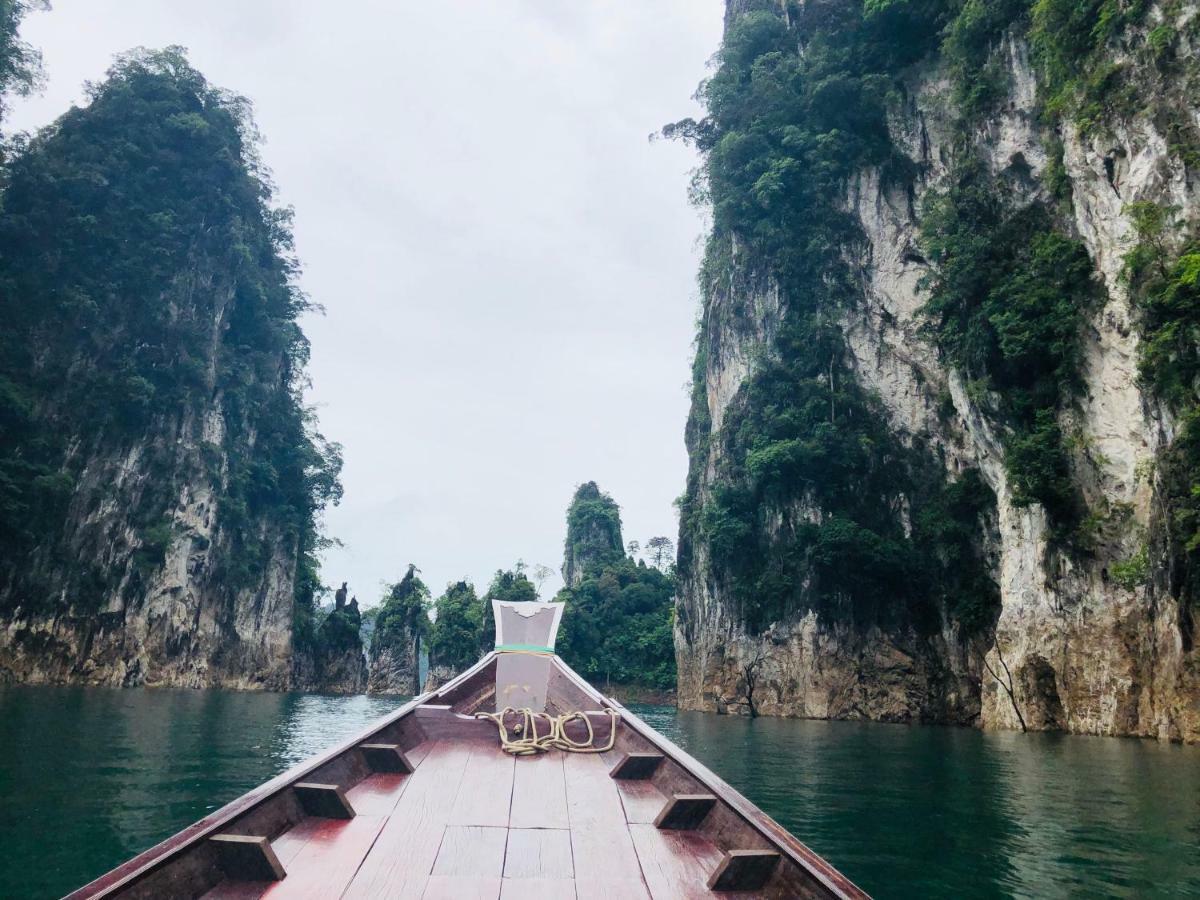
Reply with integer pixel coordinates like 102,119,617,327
0,49,342,690
677,0,1200,742
367,566,426,695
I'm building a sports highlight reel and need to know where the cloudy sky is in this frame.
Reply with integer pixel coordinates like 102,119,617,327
7,1,722,605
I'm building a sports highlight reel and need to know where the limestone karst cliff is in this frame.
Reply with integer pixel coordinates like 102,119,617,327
561,481,624,586
367,566,427,695
675,0,1200,741
0,46,344,690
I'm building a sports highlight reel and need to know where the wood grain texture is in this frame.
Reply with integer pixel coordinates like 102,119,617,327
503,829,573,880
628,824,730,900
431,826,508,877
500,877,576,899
448,744,515,827
563,753,645,884
615,781,667,825
421,876,502,899
259,816,386,900
573,878,650,900
345,772,410,816
342,741,472,900
199,881,271,900
509,752,568,829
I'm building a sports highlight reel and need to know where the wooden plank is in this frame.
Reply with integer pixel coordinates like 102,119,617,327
500,878,576,899
269,820,322,867
422,876,502,899
610,753,664,780
68,654,499,900
448,743,515,827
431,826,508,877
629,824,726,900
210,835,285,882
503,829,573,879
293,783,355,820
708,850,782,892
343,741,472,900
654,794,716,831
563,752,644,885
345,772,411,816
509,752,568,829
615,781,667,825
360,743,414,773
260,816,387,900
573,879,649,900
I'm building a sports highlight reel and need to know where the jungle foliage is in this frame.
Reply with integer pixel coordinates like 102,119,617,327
555,483,677,690
0,46,341,639
371,565,430,659
671,4,1001,633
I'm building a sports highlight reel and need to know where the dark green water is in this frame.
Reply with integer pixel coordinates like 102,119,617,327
1,687,1197,898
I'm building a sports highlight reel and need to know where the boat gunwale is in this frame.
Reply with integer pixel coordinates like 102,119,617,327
67,650,868,900
548,656,869,900
64,651,499,900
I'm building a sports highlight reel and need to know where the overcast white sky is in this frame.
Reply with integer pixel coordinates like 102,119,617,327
7,1,721,605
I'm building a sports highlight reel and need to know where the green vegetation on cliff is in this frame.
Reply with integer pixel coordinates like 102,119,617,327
670,4,999,634
428,580,488,673
0,47,341,652
555,483,676,690
371,565,430,659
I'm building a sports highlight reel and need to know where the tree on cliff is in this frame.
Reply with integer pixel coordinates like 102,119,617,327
367,564,429,695
555,482,676,690
0,1,44,125
428,580,487,675
562,482,625,586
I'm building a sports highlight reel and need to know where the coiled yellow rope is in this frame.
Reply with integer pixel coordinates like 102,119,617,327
475,706,619,756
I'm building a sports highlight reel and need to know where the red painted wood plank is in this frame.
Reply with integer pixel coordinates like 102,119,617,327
628,823,731,900
345,772,410,816
422,876,502,899
500,878,576,899
343,741,472,900
509,751,568,829
431,826,508,877
503,828,573,880
448,743,515,827
615,781,667,825
269,818,327,867
258,816,386,900
563,752,645,885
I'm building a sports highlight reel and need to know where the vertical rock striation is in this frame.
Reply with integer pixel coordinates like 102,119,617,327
676,0,1200,741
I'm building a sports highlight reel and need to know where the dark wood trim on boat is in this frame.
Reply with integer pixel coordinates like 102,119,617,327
708,849,782,891
360,743,413,774
64,652,500,900
549,656,870,900
293,782,355,819
655,793,718,830
610,751,665,779
67,649,869,899
208,835,285,883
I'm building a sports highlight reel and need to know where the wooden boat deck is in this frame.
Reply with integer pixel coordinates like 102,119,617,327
69,647,868,899
201,737,744,900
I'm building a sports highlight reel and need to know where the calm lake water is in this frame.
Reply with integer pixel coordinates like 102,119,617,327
0,686,1197,898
